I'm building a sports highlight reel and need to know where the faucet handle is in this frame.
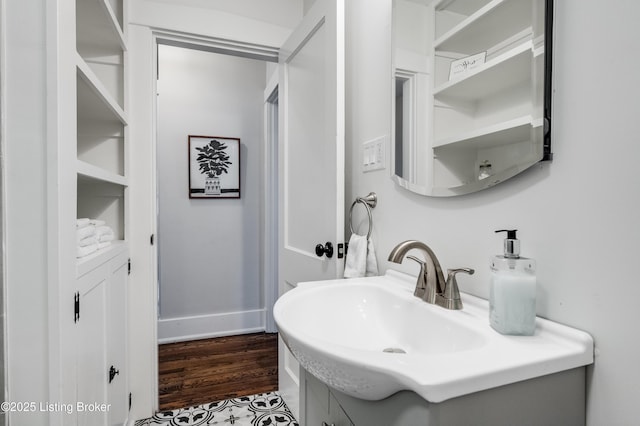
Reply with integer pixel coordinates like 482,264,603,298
442,268,475,310
406,255,428,298
406,255,426,266
447,268,475,278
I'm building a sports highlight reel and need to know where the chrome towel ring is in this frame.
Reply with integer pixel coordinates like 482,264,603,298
349,192,377,240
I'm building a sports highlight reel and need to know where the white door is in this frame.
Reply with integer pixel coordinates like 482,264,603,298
277,0,345,417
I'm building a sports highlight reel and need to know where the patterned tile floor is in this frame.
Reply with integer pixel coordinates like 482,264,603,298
134,392,299,426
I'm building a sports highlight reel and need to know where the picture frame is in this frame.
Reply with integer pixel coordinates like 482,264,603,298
449,51,487,81
188,135,241,199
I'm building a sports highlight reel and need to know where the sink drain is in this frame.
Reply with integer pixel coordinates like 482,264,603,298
382,347,406,354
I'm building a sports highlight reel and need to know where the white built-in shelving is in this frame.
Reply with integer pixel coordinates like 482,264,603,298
76,0,128,247
76,0,126,106
73,1,129,423
430,0,544,189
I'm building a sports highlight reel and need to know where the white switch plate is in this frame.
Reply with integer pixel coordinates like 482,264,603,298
362,135,387,172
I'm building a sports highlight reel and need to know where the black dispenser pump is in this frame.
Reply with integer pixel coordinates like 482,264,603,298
495,229,520,259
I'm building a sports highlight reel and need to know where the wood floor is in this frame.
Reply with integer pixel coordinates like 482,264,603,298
158,332,279,411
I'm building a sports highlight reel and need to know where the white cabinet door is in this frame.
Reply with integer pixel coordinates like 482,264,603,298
76,247,129,426
278,0,345,416
107,251,129,425
77,265,109,426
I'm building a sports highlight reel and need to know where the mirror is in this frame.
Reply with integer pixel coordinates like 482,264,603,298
392,0,553,196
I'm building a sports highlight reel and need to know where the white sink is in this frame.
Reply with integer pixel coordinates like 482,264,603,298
274,270,593,402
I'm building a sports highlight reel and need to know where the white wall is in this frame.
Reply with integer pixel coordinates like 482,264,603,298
346,0,640,424
3,0,50,424
130,0,301,47
156,44,266,342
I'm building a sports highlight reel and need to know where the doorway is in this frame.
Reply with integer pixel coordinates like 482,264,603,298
154,39,279,407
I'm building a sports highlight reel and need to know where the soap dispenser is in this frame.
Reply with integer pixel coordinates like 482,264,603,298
489,229,537,335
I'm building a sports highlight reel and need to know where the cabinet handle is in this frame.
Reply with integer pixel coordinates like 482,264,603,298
109,365,120,383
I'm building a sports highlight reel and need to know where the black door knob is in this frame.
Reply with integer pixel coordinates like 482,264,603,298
315,242,334,258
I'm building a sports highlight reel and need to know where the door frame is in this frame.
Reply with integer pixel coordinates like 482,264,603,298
150,28,280,401
263,72,279,333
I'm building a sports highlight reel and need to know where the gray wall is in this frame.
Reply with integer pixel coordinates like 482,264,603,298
157,44,266,342
345,0,640,424
3,0,49,423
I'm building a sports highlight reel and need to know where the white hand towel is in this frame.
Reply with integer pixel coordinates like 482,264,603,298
343,234,379,278
365,238,379,277
76,225,96,241
90,219,106,227
344,234,367,278
97,241,112,250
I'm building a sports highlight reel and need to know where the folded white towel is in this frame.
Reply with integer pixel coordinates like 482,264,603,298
76,225,96,241
77,243,98,258
76,218,91,229
95,225,113,237
343,234,379,278
97,241,112,250
78,235,98,247
95,225,115,242
99,233,114,243
90,219,106,227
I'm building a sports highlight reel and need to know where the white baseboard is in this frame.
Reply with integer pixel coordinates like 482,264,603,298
158,309,266,344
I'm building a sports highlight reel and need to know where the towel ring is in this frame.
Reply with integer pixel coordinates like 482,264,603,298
349,192,377,240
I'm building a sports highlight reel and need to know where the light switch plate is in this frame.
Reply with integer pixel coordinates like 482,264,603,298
362,135,387,172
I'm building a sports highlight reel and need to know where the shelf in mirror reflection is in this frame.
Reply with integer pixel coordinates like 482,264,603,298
394,161,538,197
434,41,534,101
433,115,542,150
434,0,531,55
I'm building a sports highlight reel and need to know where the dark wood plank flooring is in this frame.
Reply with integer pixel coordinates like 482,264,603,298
158,332,279,411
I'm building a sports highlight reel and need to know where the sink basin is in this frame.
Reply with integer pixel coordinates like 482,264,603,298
274,270,593,402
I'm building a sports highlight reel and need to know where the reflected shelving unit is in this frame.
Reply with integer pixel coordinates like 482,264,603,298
431,0,546,190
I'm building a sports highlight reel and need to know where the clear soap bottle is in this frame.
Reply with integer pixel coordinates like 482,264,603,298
489,229,537,335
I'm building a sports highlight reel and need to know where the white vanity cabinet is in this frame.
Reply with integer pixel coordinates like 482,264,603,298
301,368,586,426
302,370,354,426
76,244,129,426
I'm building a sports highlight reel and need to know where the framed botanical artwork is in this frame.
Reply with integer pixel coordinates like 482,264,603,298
188,135,241,199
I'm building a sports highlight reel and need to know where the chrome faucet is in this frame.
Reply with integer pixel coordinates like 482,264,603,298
388,240,474,310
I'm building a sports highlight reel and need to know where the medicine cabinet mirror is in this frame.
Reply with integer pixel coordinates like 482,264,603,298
392,0,553,196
